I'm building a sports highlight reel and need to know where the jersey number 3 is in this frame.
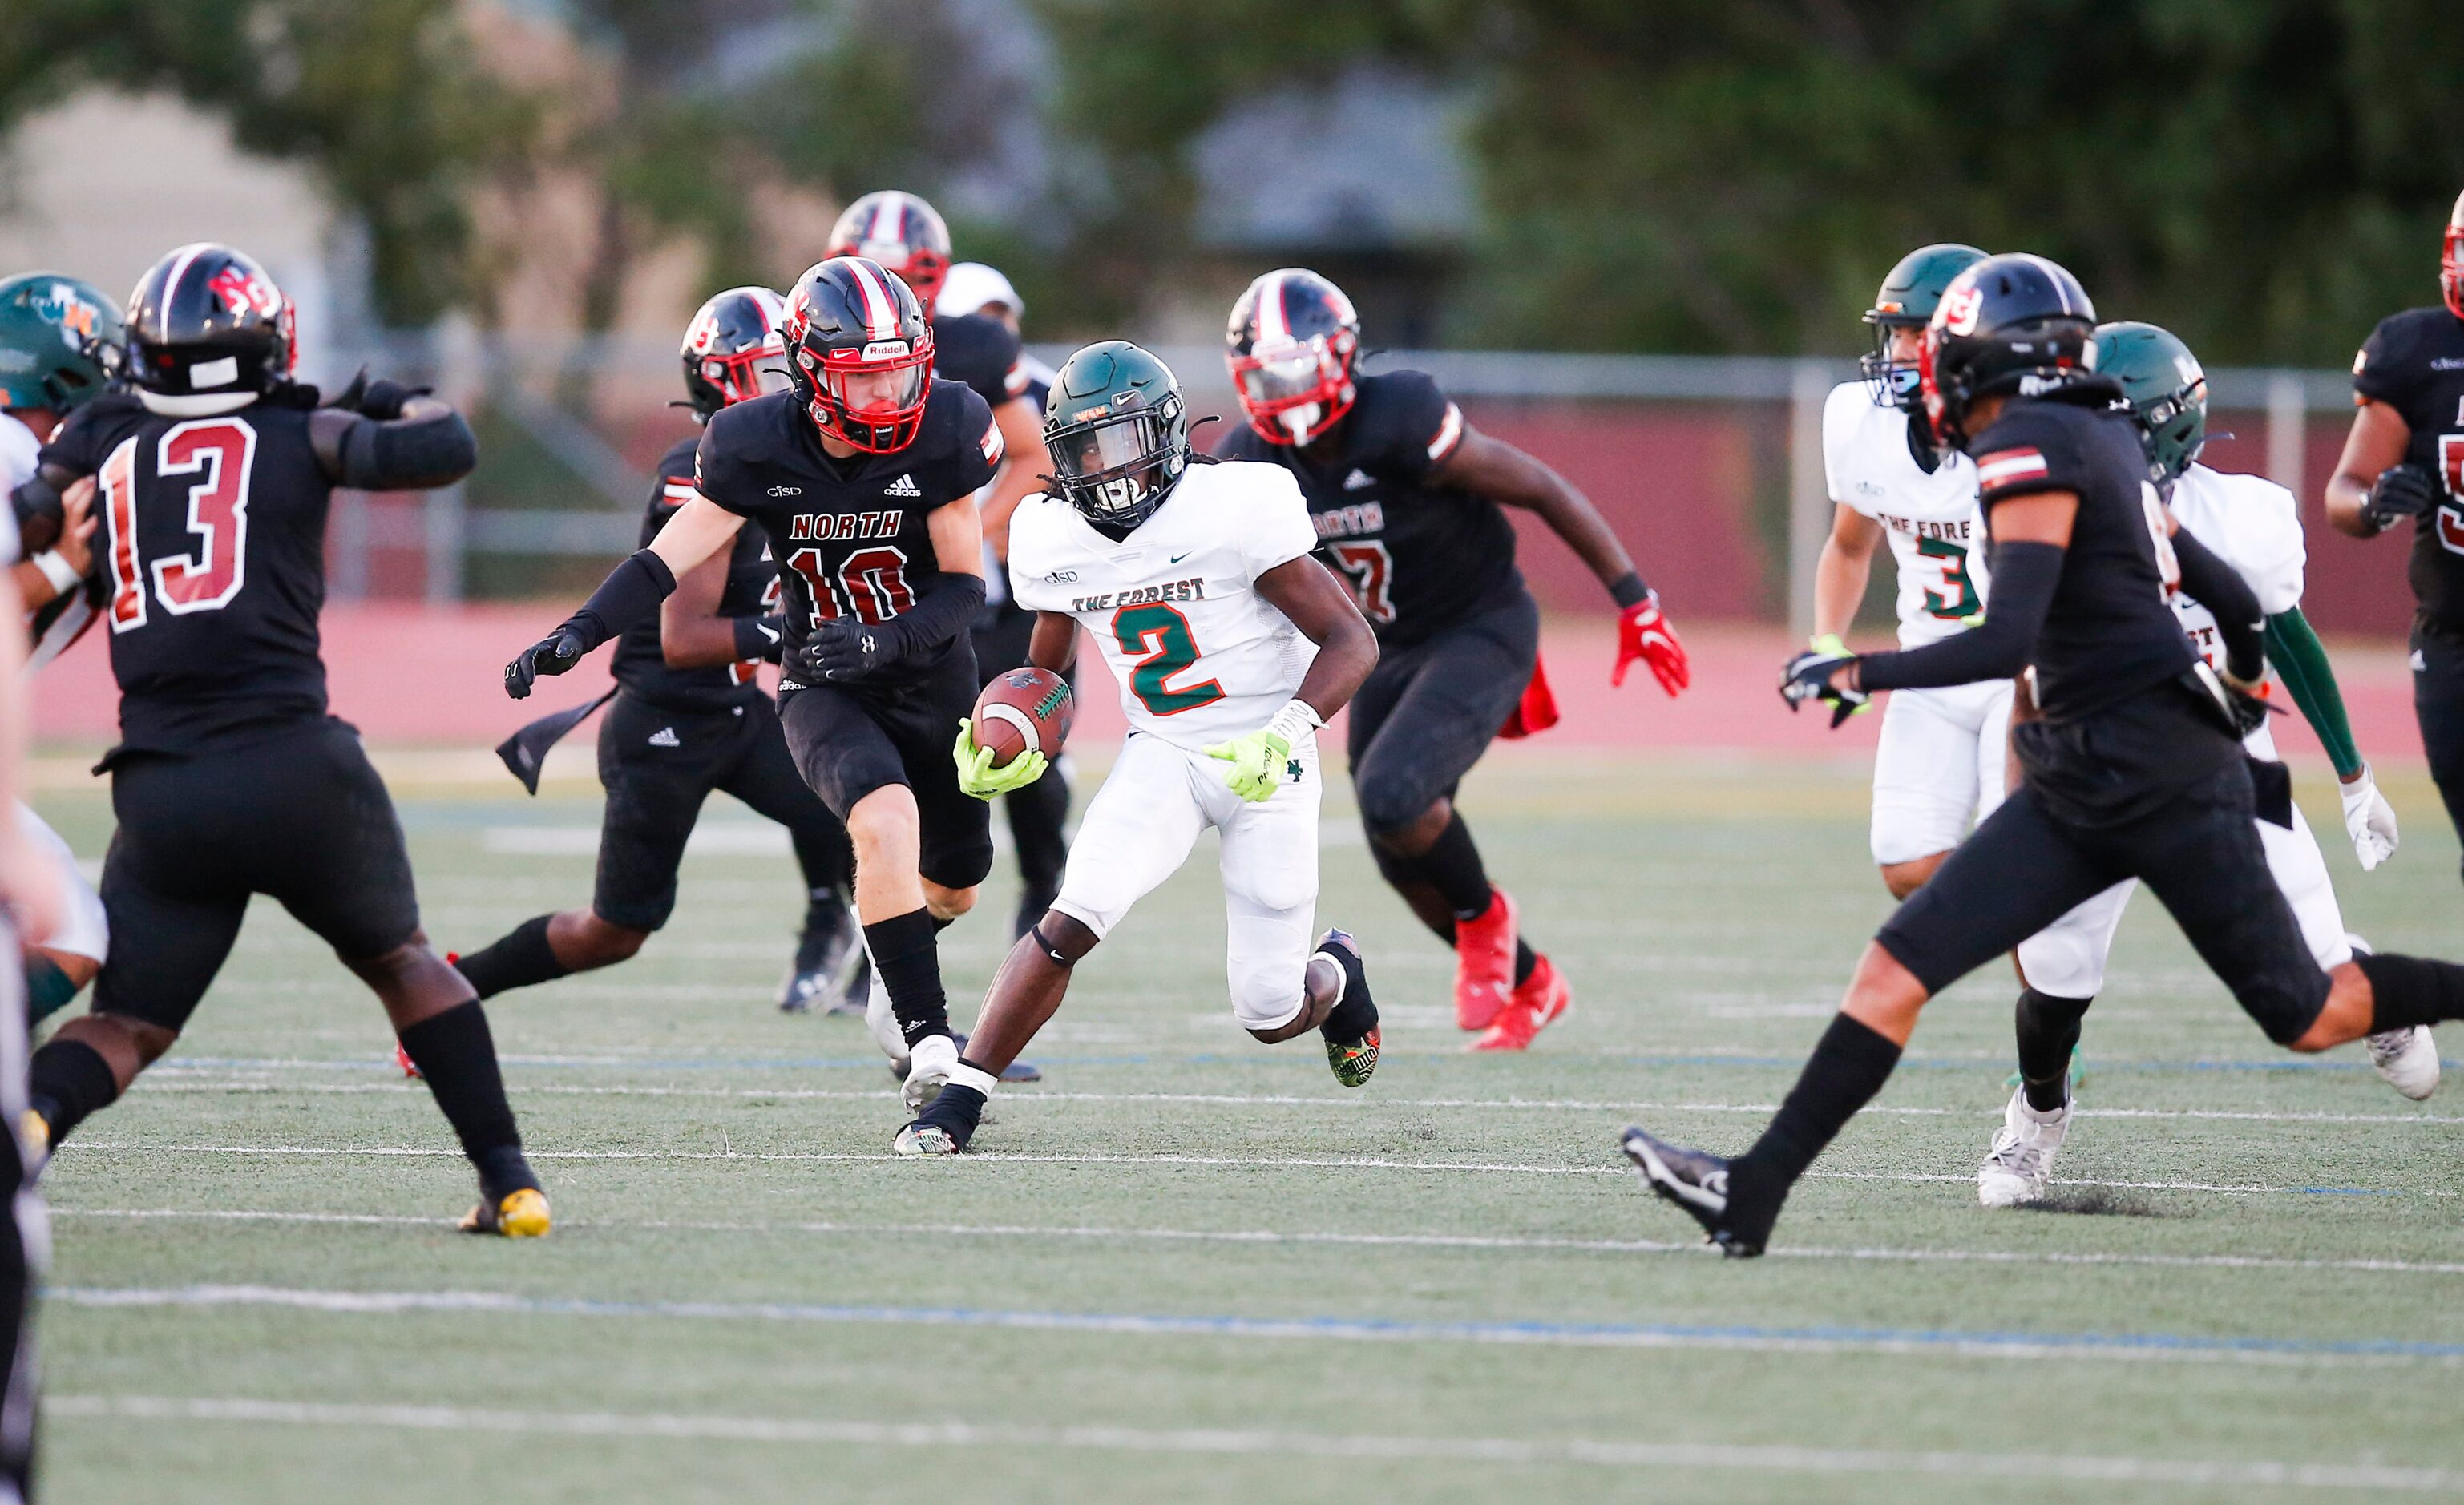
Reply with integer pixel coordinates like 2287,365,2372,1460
1113,602,1225,716
1914,536,1980,620
105,418,257,633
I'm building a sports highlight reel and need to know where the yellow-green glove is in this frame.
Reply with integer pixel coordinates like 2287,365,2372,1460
1811,633,1871,717
1203,728,1295,803
953,720,1048,801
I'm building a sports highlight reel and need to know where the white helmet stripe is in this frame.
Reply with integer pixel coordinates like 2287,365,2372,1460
846,260,898,341
1254,270,1291,345
157,241,213,323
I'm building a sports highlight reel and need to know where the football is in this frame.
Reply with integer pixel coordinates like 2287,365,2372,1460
971,666,1074,765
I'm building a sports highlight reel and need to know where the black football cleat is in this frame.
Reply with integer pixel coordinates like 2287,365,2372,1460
884,1031,1042,1087
1619,1126,1767,1258
779,901,864,1015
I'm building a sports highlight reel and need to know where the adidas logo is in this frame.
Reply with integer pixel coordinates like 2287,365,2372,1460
1343,469,1375,491
884,474,923,498
647,726,681,748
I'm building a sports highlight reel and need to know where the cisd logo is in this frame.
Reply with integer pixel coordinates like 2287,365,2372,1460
766,485,802,498
1043,570,1078,584
1938,284,1985,337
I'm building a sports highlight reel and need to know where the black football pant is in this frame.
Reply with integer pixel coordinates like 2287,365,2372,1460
779,644,994,892
972,602,1070,930
593,692,851,932
1876,760,2332,1046
1346,589,1539,840
2410,621,2464,888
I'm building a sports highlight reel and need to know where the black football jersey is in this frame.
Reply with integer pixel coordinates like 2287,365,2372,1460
42,391,337,755
931,313,1030,413
610,435,782,712
1217,370,1521,647
2353,305,2464,629
694,381,999,681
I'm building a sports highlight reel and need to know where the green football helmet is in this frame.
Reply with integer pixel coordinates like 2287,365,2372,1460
2091,321,2207,484
1861,242,1988,410
1043,340,1189,531
0,272,120,414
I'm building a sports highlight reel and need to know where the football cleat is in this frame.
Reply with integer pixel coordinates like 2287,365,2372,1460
778,901,863,1015
892,1083,987,1156
2365,1026,2440,1101
1452,889,1517,1031
1977,1087,2070,1208
460,1186,551,1238
885,1031,1040,1087
18,1109,47,1164
1619,1126,1766,1257
903,1032,959,1112
1468,953,1572,1052
892,1122,963,1156
1312,927,1379,1087
393,1041,422,1079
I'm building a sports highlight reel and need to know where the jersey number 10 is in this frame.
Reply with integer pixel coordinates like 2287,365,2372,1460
103,418,256,633
783,545,915,627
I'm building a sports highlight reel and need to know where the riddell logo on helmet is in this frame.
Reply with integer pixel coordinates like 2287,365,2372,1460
1939,285,1984,336
861,341,911,361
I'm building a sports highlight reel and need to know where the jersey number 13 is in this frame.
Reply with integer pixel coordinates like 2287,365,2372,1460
104,418,257,632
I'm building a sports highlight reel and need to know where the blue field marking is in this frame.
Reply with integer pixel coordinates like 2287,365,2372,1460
50,1284,2464,1366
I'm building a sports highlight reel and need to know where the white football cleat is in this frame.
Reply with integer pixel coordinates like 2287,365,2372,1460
1977,1087,2069,1208
902,1032,959,1112
2365,1026,2439,1101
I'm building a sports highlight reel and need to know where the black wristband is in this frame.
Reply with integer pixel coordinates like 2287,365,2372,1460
1609,571,1651,610
732,613,786,663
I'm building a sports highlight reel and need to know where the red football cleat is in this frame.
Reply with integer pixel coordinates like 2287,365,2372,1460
1469,952,1572,1053
1453,888,1518,1031
394,1042,422,1079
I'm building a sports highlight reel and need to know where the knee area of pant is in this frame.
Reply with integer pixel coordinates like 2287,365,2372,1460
846,787,920,846
1353,774,1432,842
924,883,977,922
62,1011,178,1070
573,916,651,965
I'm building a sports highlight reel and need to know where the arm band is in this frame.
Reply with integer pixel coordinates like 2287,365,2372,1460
2265,607,2365,778
1608,570,1650,609
30,551,79,595
888,571,986,656
336,407,479,490
1263,698,1326,747
2168,525,2264,683
1857,540,2064,692
561,550,677,653
732,613,787,664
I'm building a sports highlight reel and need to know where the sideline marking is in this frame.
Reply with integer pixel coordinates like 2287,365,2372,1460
43,1394,2460,1491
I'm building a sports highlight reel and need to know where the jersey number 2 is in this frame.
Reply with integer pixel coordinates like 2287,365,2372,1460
1113,602,1225,716
105,418,257,633
1328,541,1396,624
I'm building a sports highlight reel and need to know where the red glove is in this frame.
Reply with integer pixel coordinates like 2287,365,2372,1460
1614,591,1690,696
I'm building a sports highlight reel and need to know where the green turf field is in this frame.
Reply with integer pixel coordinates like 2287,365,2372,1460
25,752,2464,1502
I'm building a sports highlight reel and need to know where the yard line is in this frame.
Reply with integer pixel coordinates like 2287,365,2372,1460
46,1284,2464,1368
42,1394,2460,1491
51,1207,2464,1277
59,1142,2446,1196
125,1078,2464,1127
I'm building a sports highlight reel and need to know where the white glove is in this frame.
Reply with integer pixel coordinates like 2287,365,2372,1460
2341,765,2399,871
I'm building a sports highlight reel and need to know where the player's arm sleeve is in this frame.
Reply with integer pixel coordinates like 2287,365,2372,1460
327,398,479,490
1379,371,1465,482
1856,539,2062,691
1241,469,1321,579
2264,607,2365,779
2352,316,2411,406
2170,523,2264,683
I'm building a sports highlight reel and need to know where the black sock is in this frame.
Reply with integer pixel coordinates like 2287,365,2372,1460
802,886,847,934
397,1002,531,1188
911,1081,986,1148
1730,1014,1903,1208
2014,988,2090,1112
452,914,568,1000
1513,942,1537,989
1414,813,1495,919
2356,952,2464,1031
1315,950,1379,1043
866,908,951,1047
24,957,78,1026
28,1039,118,1144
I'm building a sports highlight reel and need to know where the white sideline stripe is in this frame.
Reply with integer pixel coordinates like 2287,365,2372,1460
129,1079,2464,1128
42,1285,2463,1370
42,1395,2459,1491
57,1143,2450,1196
51,1208,2464,1277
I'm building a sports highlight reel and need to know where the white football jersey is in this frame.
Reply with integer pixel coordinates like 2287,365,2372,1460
2167,462,2305,756
1822,381,1988,648
1009,460,1319,752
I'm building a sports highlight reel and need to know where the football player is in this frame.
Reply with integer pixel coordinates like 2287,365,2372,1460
826,200,1071,942
457,288,866,1017
0,484,54,1505
507,256,1000,1114
2326,189,2464,882
898,341,1380,1154
1813,244,2006,899
1623,256,2464,1257
0,272,118,1023
1217,268,1690,1051
1981,321,2435,1206
10,243,550,1235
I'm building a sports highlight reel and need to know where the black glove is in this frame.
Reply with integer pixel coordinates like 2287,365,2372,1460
2362,463,2437,532
1779,649,1867,728
794,617,909,684
355,378,432,422
505,627,588,700
733,613,787,664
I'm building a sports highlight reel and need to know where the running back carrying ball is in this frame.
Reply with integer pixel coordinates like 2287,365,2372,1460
971,667,1073,765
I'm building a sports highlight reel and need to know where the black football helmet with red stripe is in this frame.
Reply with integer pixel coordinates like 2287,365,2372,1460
1919,253,2098,449
2442,189,2464,321
782,256,936,454
825,191,954,317
680,285,791,418
123,242,297,416
1226,268,1360,446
